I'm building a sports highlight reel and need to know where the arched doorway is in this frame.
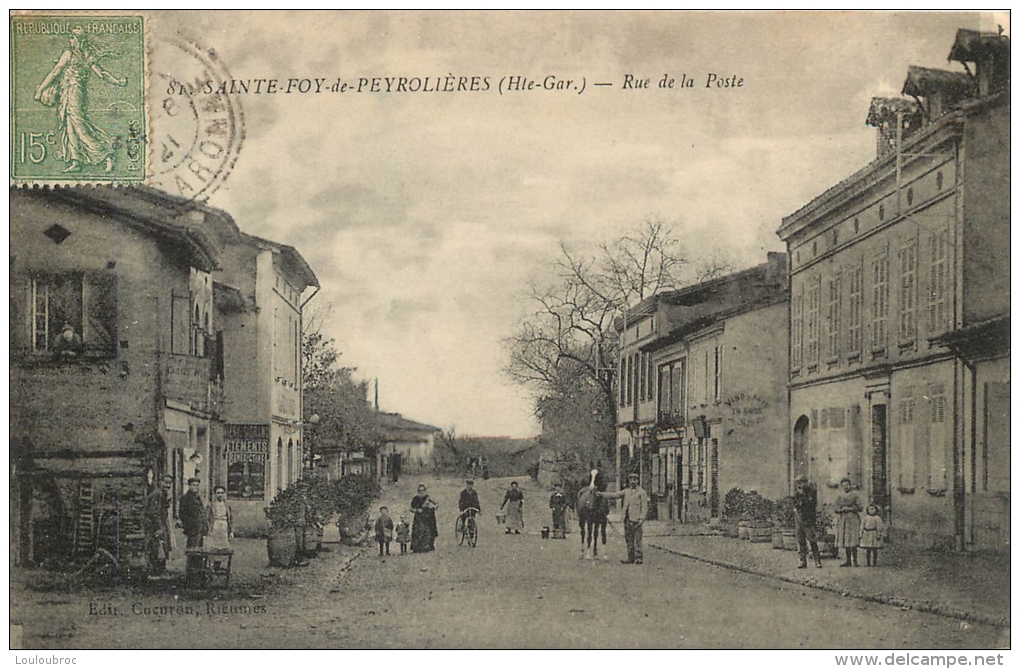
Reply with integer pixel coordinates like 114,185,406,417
793,415,810,484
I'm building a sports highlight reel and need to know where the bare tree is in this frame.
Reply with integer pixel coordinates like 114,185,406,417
505,216,695,478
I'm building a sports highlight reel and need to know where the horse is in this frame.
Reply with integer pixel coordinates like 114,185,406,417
576,472,609,560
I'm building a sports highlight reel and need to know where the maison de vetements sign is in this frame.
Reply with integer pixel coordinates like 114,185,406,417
224,423,269,463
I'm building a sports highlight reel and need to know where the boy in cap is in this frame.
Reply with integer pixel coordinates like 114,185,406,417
549,482,569,537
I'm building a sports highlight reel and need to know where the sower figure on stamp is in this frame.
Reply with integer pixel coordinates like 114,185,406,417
33,27,127,173
179,478,208,549
794,476,823,569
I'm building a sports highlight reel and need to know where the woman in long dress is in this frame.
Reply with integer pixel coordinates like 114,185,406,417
834,476,863,567
33,27,127,172
501,481,525,534
410,484,438,552
205,486,233,550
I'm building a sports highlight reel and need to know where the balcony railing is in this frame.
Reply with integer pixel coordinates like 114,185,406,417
657,410,686,430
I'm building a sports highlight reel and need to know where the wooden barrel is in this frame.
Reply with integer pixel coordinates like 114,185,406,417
748,522,772,543
267,527,297,567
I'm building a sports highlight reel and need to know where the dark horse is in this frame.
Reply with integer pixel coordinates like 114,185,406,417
576,469,609,559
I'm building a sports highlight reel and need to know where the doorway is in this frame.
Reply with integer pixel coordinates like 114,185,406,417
870,404,890,516
793,415,810,484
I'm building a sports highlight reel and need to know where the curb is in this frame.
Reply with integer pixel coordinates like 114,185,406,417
648,541,1010,630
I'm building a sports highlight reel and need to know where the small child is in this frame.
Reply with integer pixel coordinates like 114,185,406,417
859,503,886,566
395,515,410,555
374,506,394,557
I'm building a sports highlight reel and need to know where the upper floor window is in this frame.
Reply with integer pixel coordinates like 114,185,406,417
847,263,863,357
928,227,949,335
870,254,889,353
826,273,842,360
791,291,804,370
712,345,722,403
806,279,821,366
12,272,116,358
899,241,918,344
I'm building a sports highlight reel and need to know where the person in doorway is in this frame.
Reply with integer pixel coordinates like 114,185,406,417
205,486,233,550
179,477,207,549
600,472,648,564
143,475,174,574
793,476,823,569
500,481,525,534
859,503,886,566
834,476,863,567
410,485,438,552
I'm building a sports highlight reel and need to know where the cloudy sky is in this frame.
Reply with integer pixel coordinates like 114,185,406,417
151,11,1001,437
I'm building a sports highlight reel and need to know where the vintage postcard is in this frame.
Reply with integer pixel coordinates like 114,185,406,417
8,10,1010,656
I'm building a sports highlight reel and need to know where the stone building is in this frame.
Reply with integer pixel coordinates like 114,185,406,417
615,254,789,521
212,232,319,535
775,29,1009,550
10,187,226,566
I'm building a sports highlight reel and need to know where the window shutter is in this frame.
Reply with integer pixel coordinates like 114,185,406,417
84,271,116,354
9,275,31,353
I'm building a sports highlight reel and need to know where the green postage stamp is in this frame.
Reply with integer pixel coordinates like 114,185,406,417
10,14,147,184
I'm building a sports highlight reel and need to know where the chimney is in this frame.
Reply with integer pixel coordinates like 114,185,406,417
765,252,788,287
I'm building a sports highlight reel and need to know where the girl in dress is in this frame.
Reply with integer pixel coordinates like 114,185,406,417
859,503,887,566
834,477,863,567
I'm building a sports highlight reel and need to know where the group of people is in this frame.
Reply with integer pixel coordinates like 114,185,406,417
371,471,652,566
142,476,234,574
794,475,887,569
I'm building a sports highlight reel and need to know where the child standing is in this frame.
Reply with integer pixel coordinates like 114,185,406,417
859,503,886,566
375,506,394,557
395,514,410,555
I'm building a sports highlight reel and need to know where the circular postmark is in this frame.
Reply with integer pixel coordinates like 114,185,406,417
149,36,244,202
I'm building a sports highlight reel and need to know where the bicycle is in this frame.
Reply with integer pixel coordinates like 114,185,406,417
455,507,479,547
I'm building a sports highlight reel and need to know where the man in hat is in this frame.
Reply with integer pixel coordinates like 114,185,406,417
459,479,481,517
601,472,649,564
179,477,208,549
143,475,174,574
51,322,84,359
549,481,569,537
794,476,823,569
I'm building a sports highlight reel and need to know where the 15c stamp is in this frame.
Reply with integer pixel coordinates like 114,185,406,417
10,14,147,184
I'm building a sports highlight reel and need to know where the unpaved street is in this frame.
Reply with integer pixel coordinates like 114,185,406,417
12,476,1003,649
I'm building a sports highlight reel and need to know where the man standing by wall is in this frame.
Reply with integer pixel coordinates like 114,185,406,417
179,477,208,549
794,476,823,569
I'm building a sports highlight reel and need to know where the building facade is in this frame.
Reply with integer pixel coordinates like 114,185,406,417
616,254,789,521
776,30,1009,550
213,232,319,535
10,187,225,566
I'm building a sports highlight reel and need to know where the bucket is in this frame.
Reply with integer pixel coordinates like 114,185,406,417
496,513,507,525
541,527,550,540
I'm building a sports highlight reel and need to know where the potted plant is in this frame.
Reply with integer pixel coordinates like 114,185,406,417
264,484,310,567
722,488,746,539
770,496,797,550
815,504,837,558
334,473,381,545
744,491,775,542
